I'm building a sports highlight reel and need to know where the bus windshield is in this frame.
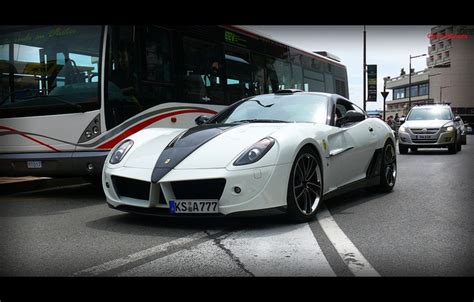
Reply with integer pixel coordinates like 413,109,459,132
0,25,103,118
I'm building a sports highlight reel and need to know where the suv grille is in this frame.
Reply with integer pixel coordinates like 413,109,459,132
410,128,439,134
171,178,226,200
112,176,150,200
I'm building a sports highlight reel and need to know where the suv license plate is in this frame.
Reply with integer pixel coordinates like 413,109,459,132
417,135,432,139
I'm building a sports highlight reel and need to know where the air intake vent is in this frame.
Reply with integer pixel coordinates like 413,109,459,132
275,89,303,94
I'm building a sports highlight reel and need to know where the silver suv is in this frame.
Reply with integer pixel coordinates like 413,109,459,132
398,105,462,154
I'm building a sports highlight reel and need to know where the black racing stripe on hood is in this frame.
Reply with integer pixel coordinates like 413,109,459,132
151,124,239,183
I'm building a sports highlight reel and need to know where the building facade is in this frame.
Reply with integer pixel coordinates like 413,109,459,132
385,25,474,123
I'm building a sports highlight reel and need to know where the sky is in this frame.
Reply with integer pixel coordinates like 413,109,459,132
244,25,433,110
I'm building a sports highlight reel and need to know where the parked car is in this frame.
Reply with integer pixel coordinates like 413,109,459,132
398,104,462,154
466,123,473,135
454,116,467,145
102,90,397,222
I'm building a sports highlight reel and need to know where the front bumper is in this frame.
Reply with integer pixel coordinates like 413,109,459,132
398,130,456,147
0,151,109,177
103,163,292,216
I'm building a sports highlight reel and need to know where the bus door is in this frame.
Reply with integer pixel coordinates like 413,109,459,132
224,45,253,103
106,26,142,130
181,37,226,105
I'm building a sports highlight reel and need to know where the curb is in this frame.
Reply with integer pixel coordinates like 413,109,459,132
0,177,89,196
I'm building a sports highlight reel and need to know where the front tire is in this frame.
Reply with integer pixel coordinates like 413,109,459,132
376,140,397,193
448,141,457,154
399,144,408,154
286,147,323,223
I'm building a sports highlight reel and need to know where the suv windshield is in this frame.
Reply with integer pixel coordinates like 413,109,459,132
0,26,103,118
209,94,329,124
406,107,453,121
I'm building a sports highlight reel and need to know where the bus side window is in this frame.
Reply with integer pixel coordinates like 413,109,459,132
181,36,225,105
139,26,176,110
224,45,252,103
250,53,266,95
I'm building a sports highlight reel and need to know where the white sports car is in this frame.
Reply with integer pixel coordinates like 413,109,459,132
102,90,397,222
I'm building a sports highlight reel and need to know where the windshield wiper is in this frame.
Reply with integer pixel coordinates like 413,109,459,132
231,119,291,124
1,90,83,111
0,88,43,106
41,95,84,111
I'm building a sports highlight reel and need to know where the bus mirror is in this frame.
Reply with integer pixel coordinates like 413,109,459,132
195,115,210,125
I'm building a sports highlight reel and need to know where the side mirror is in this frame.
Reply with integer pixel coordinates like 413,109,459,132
195,115,210,125
454,116,461,122
336,110,366,127
344,110,366,124
399,117,405,124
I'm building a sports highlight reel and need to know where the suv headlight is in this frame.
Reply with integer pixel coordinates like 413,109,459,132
441,126,455,132
234,137,275,166
109,139,134,164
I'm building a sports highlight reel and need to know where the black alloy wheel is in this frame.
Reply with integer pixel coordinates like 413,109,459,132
287,147,323,222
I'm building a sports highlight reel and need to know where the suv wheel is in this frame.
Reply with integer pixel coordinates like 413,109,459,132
448,140,457,154
399,145,408,154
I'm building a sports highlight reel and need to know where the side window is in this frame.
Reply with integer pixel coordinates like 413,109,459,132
250,53,266,95
224,45,252,103
181,36,225,104
139,26,176,110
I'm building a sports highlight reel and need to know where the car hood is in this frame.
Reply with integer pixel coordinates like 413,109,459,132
123,123,289,172
403,120,452,129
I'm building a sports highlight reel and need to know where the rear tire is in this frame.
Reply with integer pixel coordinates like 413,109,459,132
286,146,323,223
376,140,397,193
399,144,408,154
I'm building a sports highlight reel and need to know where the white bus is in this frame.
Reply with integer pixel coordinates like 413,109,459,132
0,25,348,181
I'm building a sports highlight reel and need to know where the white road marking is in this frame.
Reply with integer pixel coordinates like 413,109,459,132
74,230,220,276
119,238,249,277
316,205,380,276
220,223,336,276
120,223,336,276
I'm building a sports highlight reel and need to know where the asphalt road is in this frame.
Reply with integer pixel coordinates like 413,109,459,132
1,137,473,276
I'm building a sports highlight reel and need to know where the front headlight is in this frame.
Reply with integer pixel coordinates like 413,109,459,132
233,137,275,166
109,139,134,164
441,126,455,132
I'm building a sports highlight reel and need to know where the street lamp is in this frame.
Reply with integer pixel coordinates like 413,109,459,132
408,53,427,110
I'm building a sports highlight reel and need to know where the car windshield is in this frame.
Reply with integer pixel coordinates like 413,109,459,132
209,94,329,124
407,107,453,121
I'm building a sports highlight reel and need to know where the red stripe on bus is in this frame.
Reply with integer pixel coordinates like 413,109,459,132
96,108,217,150
0,125,60,152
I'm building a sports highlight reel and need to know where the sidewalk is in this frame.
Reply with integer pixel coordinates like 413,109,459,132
0,176,87,196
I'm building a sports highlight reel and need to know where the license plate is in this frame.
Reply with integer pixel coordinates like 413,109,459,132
169,200,219,214
27,161,42,169
417,135,433,139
